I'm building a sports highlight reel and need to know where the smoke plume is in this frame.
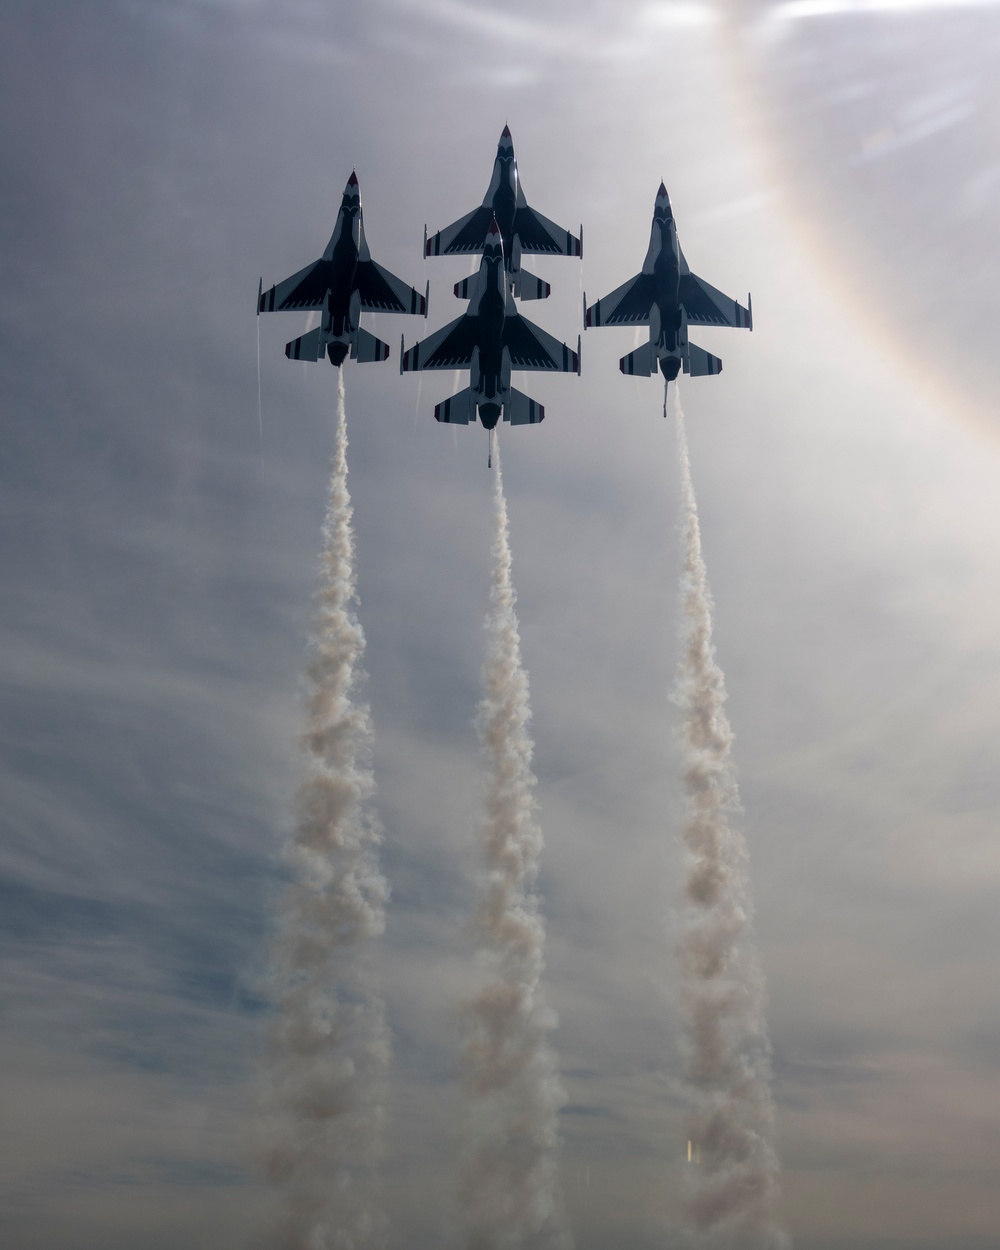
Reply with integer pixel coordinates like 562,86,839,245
264,372,390,1250
671,391,788,1249
460,441,571,1250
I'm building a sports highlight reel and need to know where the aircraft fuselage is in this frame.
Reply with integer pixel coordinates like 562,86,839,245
481,129,519,271
474,249,508,427
321,186,364,363
327,221,359,332
491,157,517,267
645,195,684,379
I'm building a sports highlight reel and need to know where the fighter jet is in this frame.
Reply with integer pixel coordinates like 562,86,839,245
257,171,428,367
584,183,752,412
401,218,580,458
423,126,582,301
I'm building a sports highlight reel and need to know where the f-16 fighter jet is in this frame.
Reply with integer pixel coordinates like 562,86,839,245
584,183,752,412
424,126,582,301
401,218,580,458
257,172,428,367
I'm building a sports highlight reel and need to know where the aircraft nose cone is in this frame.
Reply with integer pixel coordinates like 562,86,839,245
347,170,359,187
501,124,511,139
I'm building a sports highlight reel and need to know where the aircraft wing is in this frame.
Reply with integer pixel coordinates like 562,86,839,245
425,206,496,257
679,273,752,328
584,273,656,327
259,259,334,312
356,259,428,315
400,314,479,371
504,313,580,373
513,206,582,257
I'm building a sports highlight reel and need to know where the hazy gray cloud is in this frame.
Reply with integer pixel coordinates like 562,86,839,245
3,1,1000,1248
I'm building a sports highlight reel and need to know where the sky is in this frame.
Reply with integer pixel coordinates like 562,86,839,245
2,1,1000,1247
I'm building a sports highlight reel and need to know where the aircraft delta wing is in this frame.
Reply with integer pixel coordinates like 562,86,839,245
258,172,427,367
586,272,750,331
424,126,582,301
401,218,580,438
584,183,751,411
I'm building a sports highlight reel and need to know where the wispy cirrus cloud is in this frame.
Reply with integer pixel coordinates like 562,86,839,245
770,0,1000,17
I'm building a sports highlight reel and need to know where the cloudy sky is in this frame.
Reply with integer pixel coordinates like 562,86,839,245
3,1,1000,1247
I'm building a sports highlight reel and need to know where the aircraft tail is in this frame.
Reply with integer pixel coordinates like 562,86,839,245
449,269,552,304
434,388,475,425
285,327,325,362
511,269,551,301
504,386,545,426
685,342,723,377
352,327,390,363
619,342,658,377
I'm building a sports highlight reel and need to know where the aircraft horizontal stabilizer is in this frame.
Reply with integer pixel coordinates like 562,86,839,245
504,387,545,426
352,327,390,363
285,327,325,362
512,270,551,301
685,342,723,377
434,389,475,425
619,343,658,377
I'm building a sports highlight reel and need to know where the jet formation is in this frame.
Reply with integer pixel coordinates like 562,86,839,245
257,129,752,445
401,218,580,442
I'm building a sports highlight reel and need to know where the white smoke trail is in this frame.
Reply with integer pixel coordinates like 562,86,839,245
264,371,390,1250
671,390,788,1250
460,440,571,1250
